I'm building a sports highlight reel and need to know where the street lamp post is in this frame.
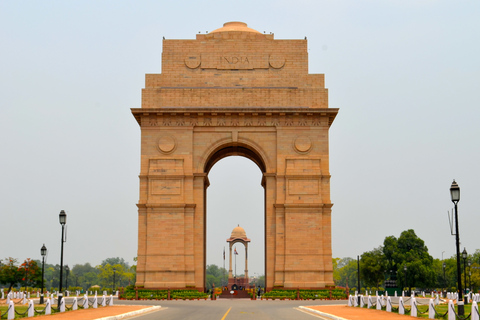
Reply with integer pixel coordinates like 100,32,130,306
65,265,70,295
113,267,116,294
40,244,47,304
462,248,468,304
450,180,464,315
404,265,407,296
58,210,67,308
357,255,361,305
24,259,30,294
443,262,446,296
468,260,472,292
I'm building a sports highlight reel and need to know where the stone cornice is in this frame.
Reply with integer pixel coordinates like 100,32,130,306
131,107,338,127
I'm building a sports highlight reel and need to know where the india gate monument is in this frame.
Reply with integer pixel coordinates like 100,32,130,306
132,22,338,291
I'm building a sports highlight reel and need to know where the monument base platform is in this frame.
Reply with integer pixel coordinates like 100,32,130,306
218,289,251,299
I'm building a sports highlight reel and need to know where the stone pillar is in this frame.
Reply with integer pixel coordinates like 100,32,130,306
228,243,233,278
244,243,249,286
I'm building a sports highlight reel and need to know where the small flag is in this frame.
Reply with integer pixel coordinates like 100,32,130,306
234,247,238,255
223,247,225,260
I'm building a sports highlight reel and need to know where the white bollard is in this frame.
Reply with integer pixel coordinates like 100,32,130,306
6,292,10,304
376,295,381,310
93,295,98,309
28,300,34,317
367,295,372,308
435,294,439,305
72,297,78,310
411,297,417,317
354,295,358,307
399,297,405,315
60,297,65,312
360,295,364,308
109,294,114,306
102,294,106,307
448,300,455,320
395,291,397,297
348,295,352,306
7,300,14,320
429,299,435,319
387,296,392,312
45,299,51,315
472,301,479,320
84,294,89,309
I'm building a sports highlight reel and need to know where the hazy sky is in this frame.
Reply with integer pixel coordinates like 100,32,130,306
1,1,479,278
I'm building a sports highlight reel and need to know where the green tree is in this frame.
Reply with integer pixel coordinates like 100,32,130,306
256,275,265,288
19,258,41,290
335,258,358,288
361,247,386,288
101,258,129,269
96,264,125,289
72,263,98,290
384,230,436,291
0,258,21,293
205,264,227,290
332,258,341,284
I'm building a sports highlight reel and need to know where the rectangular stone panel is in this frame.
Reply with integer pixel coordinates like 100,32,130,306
286,159,321,175
287,179,319,195
149,159,184,175
150,179,182,195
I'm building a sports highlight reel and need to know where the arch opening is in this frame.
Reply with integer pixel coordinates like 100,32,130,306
205,154,265,291
204,144,267,175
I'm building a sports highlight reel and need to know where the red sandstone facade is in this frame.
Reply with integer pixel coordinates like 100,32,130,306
132,22,338,291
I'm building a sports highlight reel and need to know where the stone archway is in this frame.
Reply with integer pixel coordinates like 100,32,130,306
132,21,338,291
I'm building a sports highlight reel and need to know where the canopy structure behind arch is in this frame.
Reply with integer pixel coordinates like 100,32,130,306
226,225,251,289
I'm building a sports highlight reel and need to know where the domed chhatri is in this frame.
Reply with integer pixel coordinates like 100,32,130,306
226,225,251,291
210,21,261,34
230,224,247,239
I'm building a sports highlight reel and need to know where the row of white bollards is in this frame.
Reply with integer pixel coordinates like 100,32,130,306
3,294,114,319
348,293,479,319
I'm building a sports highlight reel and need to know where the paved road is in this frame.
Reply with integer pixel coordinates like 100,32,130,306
118,299,347,320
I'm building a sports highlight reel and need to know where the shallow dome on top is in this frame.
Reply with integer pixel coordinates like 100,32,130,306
230,225,247,239
210,21,261,34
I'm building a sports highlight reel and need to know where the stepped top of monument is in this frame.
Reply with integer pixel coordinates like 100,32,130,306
210,21,261,34
138,21,333,110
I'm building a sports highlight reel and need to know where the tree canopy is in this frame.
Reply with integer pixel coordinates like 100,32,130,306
335,229,438,291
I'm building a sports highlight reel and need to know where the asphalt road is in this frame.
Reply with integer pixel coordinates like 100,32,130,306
118,299,347,320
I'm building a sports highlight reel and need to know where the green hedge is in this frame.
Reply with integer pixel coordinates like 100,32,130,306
119,289,208,300
262,289,348,300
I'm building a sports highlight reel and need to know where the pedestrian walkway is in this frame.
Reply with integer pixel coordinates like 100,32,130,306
306,305,412,319
32,305,159,319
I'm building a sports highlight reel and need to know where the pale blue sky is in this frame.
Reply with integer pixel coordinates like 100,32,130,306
1,1,479,277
